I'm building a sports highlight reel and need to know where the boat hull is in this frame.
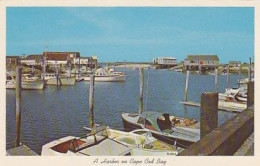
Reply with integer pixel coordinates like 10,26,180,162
84,75,126,82
46,77,76,86
6,80,44,90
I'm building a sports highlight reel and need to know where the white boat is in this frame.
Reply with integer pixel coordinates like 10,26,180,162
104,128,182,156
121,111,200,148
41,126,131,156
6,73,45,90
219,86,247,103
42,73,76,86
84,67,126,82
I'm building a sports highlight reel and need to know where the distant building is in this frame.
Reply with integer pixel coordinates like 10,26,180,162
229,61,241,67
20,54,43,66
6,56,20,67
184,55,219,71
75,56,98,68
153,57,177,69
43,52,80,66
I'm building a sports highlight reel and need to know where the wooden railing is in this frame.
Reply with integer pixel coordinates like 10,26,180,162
179,81,254,156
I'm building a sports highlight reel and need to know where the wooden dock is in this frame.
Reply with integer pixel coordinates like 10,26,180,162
180,100,246,113
6,145,39,156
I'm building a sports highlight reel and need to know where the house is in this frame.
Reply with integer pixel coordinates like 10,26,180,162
229,61,241,67
6,56,20,66
153,57,177,69
43,52,80,66
75,56,98,69
184,55,219,71
20,54,43,66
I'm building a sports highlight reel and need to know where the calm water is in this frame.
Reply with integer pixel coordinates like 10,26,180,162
6,69,245,154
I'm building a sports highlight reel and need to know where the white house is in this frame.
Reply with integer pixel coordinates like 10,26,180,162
153,57,177,69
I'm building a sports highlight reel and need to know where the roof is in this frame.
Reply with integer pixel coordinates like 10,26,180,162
229,61,241,64
140,111,164,132
6,56,20,59
45,53,69,61
187,55,219,61
26,54,43,60
81,57,93,60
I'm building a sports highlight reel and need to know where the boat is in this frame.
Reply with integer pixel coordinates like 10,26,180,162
219,86,247,103
42,73,76,86
41,126,131,156
104,127,182,156
6,73,45,90
84,67,126,82
121,111,200,148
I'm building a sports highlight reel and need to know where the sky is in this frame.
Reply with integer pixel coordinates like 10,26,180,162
6,7,254,63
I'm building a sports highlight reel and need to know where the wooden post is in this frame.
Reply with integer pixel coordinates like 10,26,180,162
215,68,218,93
200,92,218,138
238,65,241,88
139,67,144,114
227,65,230,88
15,65,22,147
184,71,190,102
69,63,72,77
248,57,251,81
247,81,254,108
124,60,126,75
42,55,46,81
199,65,201,74
89,73,95,128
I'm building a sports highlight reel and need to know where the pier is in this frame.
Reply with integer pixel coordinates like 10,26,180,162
179,81,254,155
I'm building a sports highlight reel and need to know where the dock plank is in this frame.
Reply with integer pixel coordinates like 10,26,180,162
180,100,245,113
6,145,39,156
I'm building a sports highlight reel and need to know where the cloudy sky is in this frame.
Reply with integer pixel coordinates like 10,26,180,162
7,7,254,63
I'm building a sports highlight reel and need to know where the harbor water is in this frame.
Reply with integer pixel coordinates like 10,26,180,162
6,69,245,154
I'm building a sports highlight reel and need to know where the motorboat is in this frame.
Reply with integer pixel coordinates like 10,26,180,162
41,126,131,156
84,67,126,82
219,86,247,103
6,73,45,90
104,127,182,156
42,73,76,86
121,111,200,148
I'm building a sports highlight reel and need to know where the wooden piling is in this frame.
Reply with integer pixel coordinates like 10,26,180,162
227,65,230,88
215,68,218,93
184,71,190,102
124,60,126,75
248,57,251,81
238,65,241,88
15,66,22,147
42,55,46,81
247,81,254,108
200,92,218,138
139,67,144,114
89,73,95,128
69,63,72,77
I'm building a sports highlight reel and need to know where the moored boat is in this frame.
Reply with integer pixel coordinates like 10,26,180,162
121,111,200,148
104,128,182,156
6,73,45,90
84,67,126,82
41,126,131,156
